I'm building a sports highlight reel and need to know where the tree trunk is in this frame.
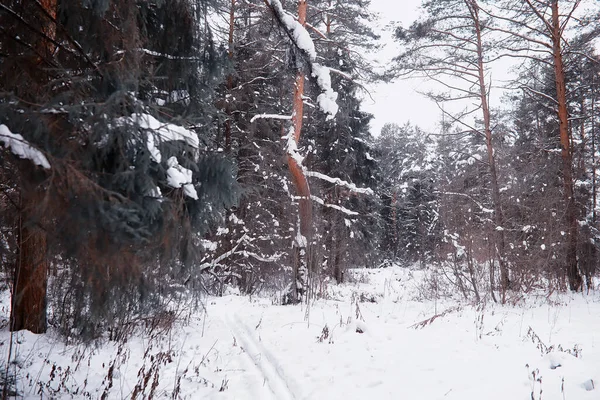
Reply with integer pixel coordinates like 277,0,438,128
592,74,597,224
10,0,57,333
286,0,312,303
11,191,48,333
551,0,582,291
331,193,343,283
224,0,236,153
332,231,343,284
391,190,398,259
472,0,509,301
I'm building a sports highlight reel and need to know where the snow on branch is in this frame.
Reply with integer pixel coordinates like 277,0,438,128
519,85,559,105
199,234,248,271
283,126,305,166
264,0,316,61
305,170,374,195
115,113,199,163
165,156,198,200
240,250,284,263
250,113,293,123
310,195,359,216
312,64,339,120
0,124,50,169
263,0,338,120
114,113,201,200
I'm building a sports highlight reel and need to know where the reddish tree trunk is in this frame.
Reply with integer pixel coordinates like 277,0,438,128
287,0,312,302
10,0,57,333
11,194,48,333
551,0,582,291
593,75,597,224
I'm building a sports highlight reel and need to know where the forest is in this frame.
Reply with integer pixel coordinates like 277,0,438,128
1,0,600,398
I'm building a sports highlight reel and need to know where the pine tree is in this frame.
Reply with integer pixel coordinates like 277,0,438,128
1,0,237,337
374,123,439,265
393,0,511,300
489,0,600,290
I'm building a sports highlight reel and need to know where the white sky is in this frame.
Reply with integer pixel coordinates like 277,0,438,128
361,0,440,136
361,0,519,137
361,0,599,137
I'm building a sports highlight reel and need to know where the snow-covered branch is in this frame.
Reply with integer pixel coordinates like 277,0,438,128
199,234,248,271
519,85,559,105
113,113,203,200
263,0,338,120
165,156,198,200
263,0,316,60
309,195,359,216
0,124,50,169
305,170,374,195
115,113,199,163
240,250,284,263
312,64,339,120
283,126,305,166
250,113,293,123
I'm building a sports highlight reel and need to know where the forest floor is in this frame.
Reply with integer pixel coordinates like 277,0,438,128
2,266,600,399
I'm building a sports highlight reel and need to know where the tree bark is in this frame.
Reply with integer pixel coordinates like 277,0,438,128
287,0,312,303
391,190,398,259
11,191,48,333
470,0,510,301
551,0,582,291
593,74,597,224
10,0,57,333
224,0,236,153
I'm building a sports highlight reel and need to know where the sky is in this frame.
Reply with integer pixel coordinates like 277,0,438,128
361,0,518,137
361,0,599,138
361,0,440,136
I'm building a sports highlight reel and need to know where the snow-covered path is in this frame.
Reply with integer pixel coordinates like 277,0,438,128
3,267,600,399
206,268,600,400
222,312,301,400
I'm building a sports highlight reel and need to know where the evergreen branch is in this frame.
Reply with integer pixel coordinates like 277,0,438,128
559,0,582,35
0,3,101,77
523,0,555,34
519,85,559,105
32,0,104,77
0,26,58,69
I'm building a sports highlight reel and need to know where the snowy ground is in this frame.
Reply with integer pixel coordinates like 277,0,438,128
2,266,599,399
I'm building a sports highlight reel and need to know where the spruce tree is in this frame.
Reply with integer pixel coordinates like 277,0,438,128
0,0,237,337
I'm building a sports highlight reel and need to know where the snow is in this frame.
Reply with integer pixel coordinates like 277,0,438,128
312,64,339,120
310,195,359,216
264,1,338,120
295,230,307,247
166,156,198,200
305,170,374,195
266,0,316,61
250,113,293,123
284,126,305,166
115,113,199,163
5,265,600,399
113,113,202,200
0,124,50,169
